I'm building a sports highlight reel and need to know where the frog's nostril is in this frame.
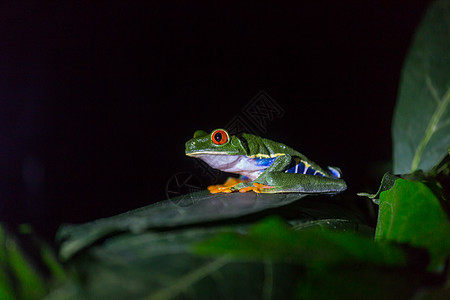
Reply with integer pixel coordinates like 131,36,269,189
185,140,195,149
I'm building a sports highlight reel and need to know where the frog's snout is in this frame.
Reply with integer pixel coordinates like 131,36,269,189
185,139,200,155
185,140,194,154
185,133,211,155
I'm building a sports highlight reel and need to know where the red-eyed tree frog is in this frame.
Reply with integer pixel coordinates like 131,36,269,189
185,129,347,194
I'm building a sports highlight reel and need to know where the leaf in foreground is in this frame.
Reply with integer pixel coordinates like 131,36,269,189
195,216,406,268
392,0,450,174
375,178,450,268
67,226,302,299
0,225,47,300
64,217,422,300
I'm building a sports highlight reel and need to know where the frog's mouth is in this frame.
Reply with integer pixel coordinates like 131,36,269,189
186,151,226,156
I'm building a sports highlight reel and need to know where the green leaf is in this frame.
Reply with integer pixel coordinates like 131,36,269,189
375,178,450,267
57,191,354,260
195,217,406,269
392,0,450,174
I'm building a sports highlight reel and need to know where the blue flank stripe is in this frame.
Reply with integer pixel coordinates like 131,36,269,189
305,167,316,175
255,157,277,167
297,162,305,174
254,157,326,177
286,161,325,177
286,161,298,173
286,161,306,174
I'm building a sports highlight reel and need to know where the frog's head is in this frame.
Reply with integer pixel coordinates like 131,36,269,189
185,129,248,157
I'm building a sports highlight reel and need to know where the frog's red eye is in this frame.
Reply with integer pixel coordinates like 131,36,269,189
211,129,229,145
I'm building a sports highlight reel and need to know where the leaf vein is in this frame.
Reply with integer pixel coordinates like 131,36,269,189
425,74,442,105
144,256,229,300
262,259,274,300
411,85,450,171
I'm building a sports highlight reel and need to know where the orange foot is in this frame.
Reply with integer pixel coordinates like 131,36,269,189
208,178,274,194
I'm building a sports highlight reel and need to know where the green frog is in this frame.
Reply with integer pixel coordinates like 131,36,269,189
185,129,347,194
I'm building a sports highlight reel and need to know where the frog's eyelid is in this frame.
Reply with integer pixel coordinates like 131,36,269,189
193,130,208,138
236,135,250,154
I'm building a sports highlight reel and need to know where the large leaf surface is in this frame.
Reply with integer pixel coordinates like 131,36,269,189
57,190,368,260
392,0,450,174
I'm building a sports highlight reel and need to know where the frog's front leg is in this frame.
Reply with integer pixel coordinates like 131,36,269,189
230,154,293,193
207,177,250,194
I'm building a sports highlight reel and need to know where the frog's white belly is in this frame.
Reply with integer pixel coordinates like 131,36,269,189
194,154,266,180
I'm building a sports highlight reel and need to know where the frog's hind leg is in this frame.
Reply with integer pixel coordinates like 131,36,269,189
264,172,347,194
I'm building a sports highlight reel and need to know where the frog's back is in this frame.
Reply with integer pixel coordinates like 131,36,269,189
242,133,339,179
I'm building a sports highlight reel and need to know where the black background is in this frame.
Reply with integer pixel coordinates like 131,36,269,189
0,1,431,240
